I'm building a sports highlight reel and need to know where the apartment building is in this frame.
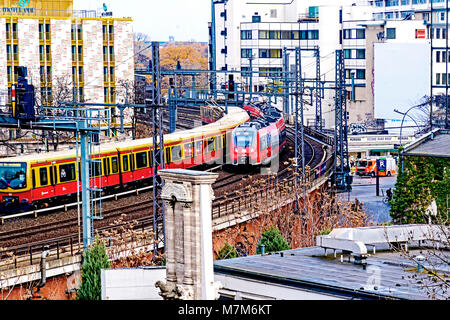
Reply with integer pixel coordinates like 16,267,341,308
0,0,134,155
210,0,374,129
210,0,443,129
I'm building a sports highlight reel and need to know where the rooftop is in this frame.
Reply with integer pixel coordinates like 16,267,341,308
214,225,450,300
214,244,448,300
404,129,450,158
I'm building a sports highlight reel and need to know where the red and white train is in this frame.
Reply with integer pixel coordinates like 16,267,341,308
230,104,286,165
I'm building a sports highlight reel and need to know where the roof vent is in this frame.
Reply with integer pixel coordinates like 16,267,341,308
316,225,449,258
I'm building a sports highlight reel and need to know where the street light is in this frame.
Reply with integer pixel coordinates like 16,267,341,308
394,105,424,173
394,108,421,146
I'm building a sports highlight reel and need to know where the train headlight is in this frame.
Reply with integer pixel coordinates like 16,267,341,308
250,148,254,153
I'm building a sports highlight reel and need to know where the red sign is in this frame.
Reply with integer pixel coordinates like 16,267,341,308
416,29,426,39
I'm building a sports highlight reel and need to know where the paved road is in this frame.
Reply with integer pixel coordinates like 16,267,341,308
340,175,397,224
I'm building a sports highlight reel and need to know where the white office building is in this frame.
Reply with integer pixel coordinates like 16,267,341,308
210,0,443,130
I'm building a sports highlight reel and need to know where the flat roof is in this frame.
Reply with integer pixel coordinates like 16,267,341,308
404,129,450,158
214,244,447,300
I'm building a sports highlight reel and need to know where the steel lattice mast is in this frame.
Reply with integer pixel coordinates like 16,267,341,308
149,42,166,257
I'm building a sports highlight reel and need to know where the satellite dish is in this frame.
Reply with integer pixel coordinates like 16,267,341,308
103,3,108,12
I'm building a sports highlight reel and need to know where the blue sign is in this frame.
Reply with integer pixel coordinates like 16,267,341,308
18,0,30,8
377,159,387,172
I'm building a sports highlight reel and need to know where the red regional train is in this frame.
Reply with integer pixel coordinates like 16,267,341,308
0,107,249,214
230,105,286,166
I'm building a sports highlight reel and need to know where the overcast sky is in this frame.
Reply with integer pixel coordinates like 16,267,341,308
74,0,211,42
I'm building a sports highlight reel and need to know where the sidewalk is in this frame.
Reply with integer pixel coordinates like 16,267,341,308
341,175,397,224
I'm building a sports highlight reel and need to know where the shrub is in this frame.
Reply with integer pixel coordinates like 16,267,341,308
257,226,290,254
217,242,238,260
76,237,111,300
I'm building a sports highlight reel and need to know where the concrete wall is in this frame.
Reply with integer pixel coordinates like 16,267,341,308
18,19,40,88
51,19,72,82
101,267,166,300
82,19,103,103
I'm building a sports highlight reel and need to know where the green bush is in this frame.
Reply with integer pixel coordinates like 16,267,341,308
391,155,450,224
257,226,290,254
217,242,238,260
76,238,111,300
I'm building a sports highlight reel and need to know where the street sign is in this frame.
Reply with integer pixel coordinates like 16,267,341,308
377,159,387,173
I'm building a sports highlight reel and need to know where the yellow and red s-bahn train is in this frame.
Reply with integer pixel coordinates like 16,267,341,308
0,107,249,214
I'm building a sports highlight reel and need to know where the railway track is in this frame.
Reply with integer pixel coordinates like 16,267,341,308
0,132,323,248
0,107,332,266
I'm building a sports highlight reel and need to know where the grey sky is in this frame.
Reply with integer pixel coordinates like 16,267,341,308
74,0,211,42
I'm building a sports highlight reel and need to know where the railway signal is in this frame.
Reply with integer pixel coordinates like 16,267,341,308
12,66,35,121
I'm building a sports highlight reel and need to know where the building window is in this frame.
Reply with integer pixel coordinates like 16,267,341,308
281,31,291,39
259,67,282,78
252,15,261,23
259,49,269,58
270,9,277,18
241,67,251,77
356,29,365,39
386,28,396,39
269,30,280,39
437,51,441,63
343,29,352,39
78,46,83,61
259,49,282,58
356,49,365,59
308,30,319,40
79,66,83,82
436,73,441,85
241,30,252,40
241,48,252,58
39,23,44,40
258,30,269,39
386,0,399,6
344,49,352,59
356,69,366,79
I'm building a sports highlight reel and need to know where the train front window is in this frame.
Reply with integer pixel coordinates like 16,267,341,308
0,162,27,190
234,132,255,148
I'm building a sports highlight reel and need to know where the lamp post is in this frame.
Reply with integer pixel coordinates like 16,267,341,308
394,105,424,173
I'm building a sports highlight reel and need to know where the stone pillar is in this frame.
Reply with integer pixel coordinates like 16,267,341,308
156,169,221,300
